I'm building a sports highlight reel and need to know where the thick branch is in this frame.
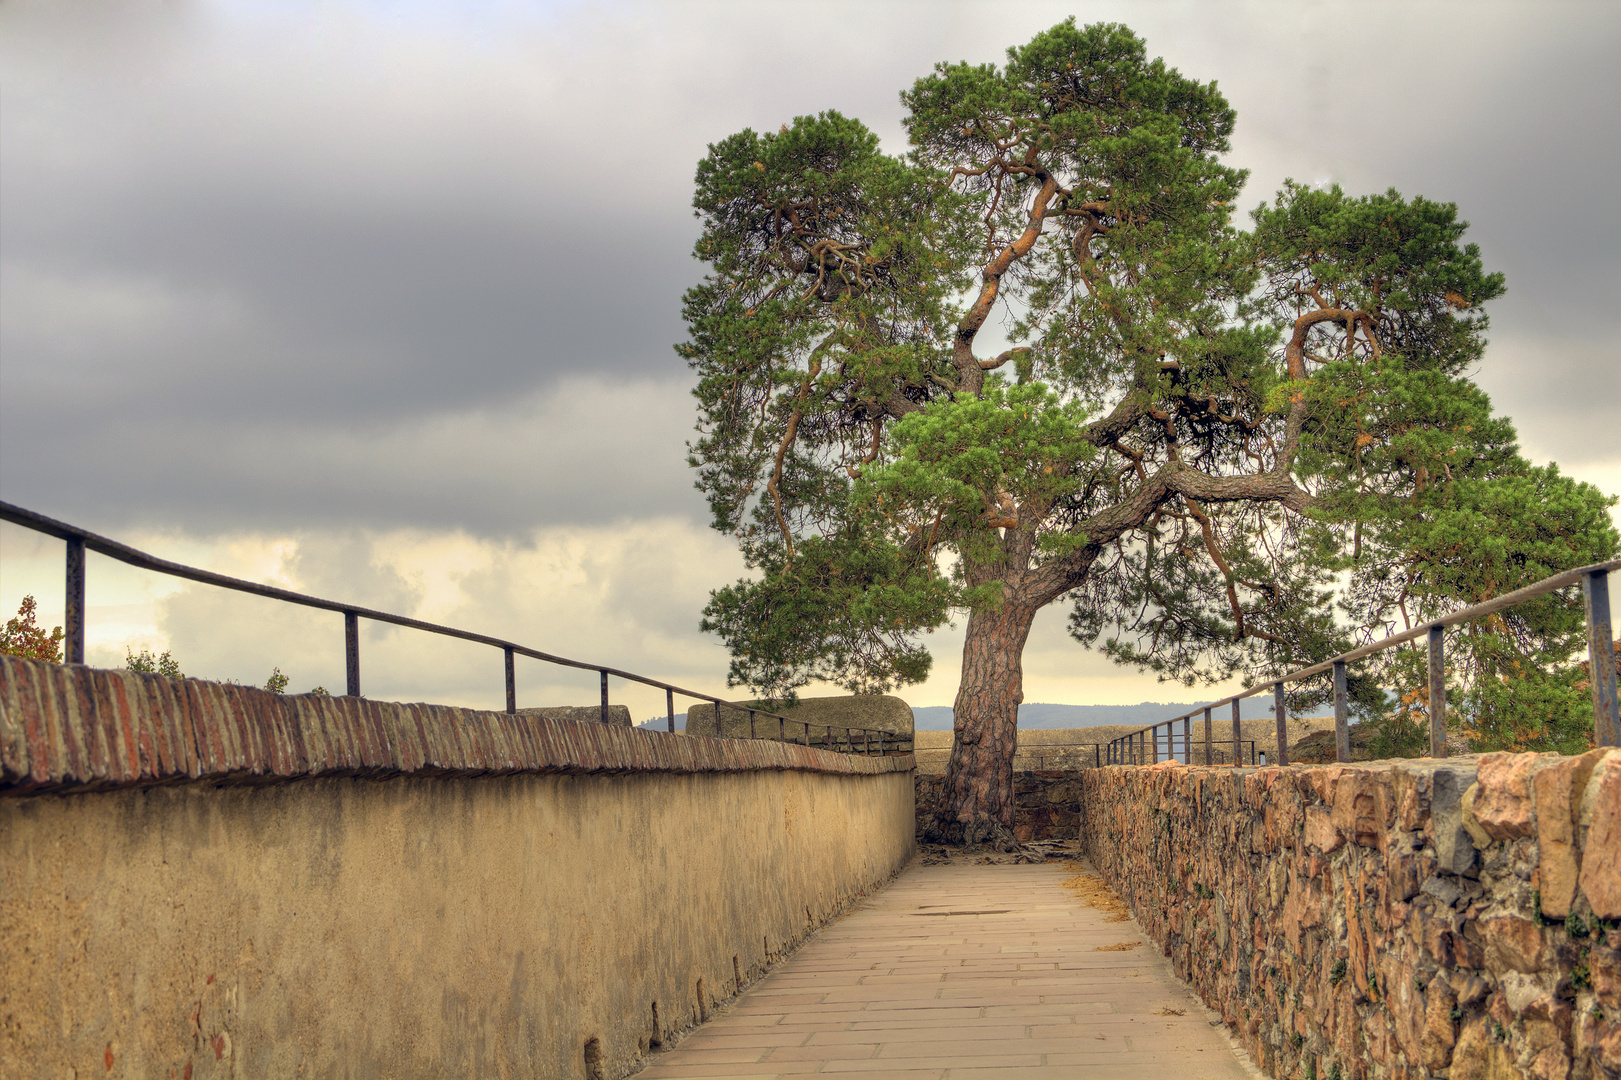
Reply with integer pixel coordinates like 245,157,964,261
765,356,823,559
954,174,1062,394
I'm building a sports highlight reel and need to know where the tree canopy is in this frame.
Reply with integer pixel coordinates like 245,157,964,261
1,595,64,664
680,20,1617,844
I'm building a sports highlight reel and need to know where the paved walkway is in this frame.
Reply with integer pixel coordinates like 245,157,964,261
631,856,1259,1079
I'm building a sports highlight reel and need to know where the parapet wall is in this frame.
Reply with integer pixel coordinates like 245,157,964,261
1079,753,1621,1080
915,771,1083,843
0,656,916,1079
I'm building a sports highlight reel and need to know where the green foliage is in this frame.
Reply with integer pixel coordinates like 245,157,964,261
700,531,952,696
0,595,64,663
122,649,313,697
861,382,1098,570
125,647,183,679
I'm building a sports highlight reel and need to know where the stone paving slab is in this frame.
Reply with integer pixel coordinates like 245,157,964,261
631,857,1261,1079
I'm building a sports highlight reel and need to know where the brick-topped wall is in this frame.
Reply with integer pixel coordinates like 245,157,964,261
1079,753,1621,1080
0,656,915,1079
0,655,905,796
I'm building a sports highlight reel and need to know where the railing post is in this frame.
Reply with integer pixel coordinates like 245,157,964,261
1428,625,1448,758
1584,569,1619,747
667,688,675,733
600,670,609,725
748,709,756,739
1203,707,1213,766
64,537,85,665
1231,700,1241,766
1333,660,1349,763
779,715,785,742
344,610,360,697
505,646,516,714
1273,682,1288,766
1149,724,1159,764
1182,715,1191,765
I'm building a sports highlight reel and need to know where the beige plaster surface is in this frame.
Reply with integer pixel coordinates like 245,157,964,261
630,857,1262,1079
0,768,914,1079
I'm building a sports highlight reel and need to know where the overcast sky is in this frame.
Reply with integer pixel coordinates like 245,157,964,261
2,0,1617,717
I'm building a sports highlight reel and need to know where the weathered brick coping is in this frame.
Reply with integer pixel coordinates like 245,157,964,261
0,655,912,796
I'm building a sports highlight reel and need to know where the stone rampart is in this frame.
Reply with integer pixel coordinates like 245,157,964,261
1078,753,1621,1080
0,656,915,1079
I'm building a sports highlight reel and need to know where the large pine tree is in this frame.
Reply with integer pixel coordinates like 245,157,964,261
680,21,1616,846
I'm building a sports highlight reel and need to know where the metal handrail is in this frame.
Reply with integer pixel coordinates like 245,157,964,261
0,500,901,755
1106,559,1619,766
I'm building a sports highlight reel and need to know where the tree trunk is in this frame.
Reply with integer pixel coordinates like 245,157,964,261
925,598,1038,849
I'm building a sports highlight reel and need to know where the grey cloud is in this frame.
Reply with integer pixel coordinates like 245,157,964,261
2,0,1617,544
0,376,706,535
145,516,750,711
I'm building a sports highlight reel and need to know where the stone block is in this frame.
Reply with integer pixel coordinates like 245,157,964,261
1473,751,1542,840
1594,952,1621,1011
1332,770,1388,848
1432,764,1480,874
1421,978,1457,1070
1304,807,1342,853
1528,1045,1572,1080
1533,750,1608,919
1481,915,1544,973
1579,751,1621,920
1461,781,1493,850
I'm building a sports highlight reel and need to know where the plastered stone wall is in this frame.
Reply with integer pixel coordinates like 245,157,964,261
1079,752,1621,1080
0,656,915,1080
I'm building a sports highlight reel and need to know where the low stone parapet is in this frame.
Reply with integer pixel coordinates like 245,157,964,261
1079,753,1621,1080
916,770,1082,842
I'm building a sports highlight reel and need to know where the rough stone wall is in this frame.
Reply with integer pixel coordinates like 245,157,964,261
0,656,916,1080
916,771,1082,842
1079,753,1621,1080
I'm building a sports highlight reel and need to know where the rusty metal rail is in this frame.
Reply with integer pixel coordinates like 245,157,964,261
0,501,899,755
1107,559,1620,767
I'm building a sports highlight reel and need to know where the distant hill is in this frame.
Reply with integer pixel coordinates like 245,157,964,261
642,698,1332,732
